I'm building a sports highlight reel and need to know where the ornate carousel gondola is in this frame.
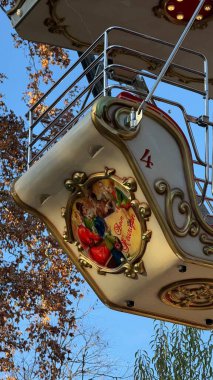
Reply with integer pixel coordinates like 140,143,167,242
8,0,213,328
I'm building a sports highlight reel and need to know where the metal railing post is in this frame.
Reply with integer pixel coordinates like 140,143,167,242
198,57,210,204
204,58,209,118
27,110,33,169
136,0,206,117
103,30,109,96
202,57,210,202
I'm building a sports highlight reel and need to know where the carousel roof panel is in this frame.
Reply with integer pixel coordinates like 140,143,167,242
8,0,213,97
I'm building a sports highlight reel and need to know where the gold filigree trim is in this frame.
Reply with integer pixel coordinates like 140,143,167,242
160,279,213,309
108,47,163,72
200,233,213,255
154,179,199,237
63,168,152,279
44,0,91,49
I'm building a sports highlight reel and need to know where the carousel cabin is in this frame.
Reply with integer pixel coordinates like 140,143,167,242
8,0,213,328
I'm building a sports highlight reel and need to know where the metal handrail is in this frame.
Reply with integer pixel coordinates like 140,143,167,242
107,64,206,95
30,72,103,148
27,32,105,115
136,0,206,117
27,24,212,214
28,27,207,156
30,53,103,131
30,92,103,165
105,26,206,60
107,45,205,78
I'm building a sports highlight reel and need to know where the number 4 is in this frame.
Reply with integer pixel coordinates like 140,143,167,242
140,149,153,169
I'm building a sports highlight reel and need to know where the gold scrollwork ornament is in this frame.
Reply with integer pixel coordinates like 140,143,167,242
44,0,101,50
200,233,213,256
160,279,213,309
154,179,199,237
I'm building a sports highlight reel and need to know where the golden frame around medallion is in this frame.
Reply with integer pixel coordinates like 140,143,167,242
62,167,152,279
160,279,213,309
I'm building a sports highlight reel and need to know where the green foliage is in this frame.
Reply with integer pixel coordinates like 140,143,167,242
134,321,213,380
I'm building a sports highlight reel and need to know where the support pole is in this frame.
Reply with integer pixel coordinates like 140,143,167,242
134,0,206,123
27,110,33,169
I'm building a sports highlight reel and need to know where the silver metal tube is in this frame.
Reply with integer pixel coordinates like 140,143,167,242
30,72,103,148
107,26,205,59
212,110,213,195
30,53,103,130
107,44,205,77
27,110,33,169
28,32,104,114
103,31,109,96
201,124,210,204
107,63,206,95
204,58,209,117
203,58,212,201
203,58,210,201
199,57,210,203
80,62,103,112
152,95,206,165
30,92,103,165
137,0,206,115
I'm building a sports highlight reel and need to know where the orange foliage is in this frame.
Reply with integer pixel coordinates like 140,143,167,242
0,1,83,379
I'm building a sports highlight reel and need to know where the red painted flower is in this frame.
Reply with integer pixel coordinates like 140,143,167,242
78,225,101,246
90,244,111,266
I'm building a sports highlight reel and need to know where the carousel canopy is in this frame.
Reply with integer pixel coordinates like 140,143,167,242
8,0,213,98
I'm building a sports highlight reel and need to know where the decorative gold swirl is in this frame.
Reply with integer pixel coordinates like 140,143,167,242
154,179,199,237
200,234,213,256
79,255,92,269
108,47,162,72
64,172,88,193
44,0,90,49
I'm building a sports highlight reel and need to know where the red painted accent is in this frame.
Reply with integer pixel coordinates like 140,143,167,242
166,0,213,22
140,148,154,168
117,92,143,103
89,245,111,266
78,225,101,246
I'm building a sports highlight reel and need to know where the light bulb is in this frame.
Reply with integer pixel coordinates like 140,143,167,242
204,4,212,11
167,4,175,11
176,13,184,20
196,14,203,20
